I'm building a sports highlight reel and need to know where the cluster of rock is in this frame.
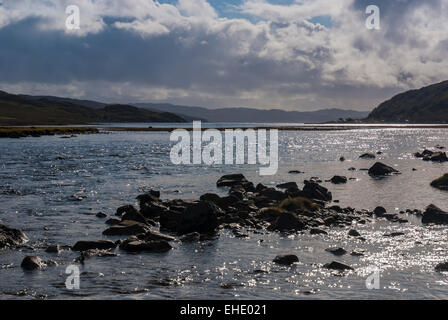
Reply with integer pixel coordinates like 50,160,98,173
414,148,448,162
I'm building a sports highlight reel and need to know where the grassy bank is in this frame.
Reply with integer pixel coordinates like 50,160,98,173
0,127,99,138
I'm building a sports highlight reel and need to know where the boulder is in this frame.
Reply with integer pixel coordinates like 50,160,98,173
302,180,332,202
116,204,139,217
368,162,400,176
140,202,168,219
119,240,172,253
430,174,448,190
273,254,299,265
276,182,298,189
0,224,28,248
21,256,44,270
325,247,347,256
269,212,306,232
105,218,121,225
137,230,176,242
121,210,150,225
73,240,116,251
323,261,353,271
217,174,248,187
159,210,182,231
429,152,448,162
435,262,448,272
177,201,222,234
200,193,222,204
348,229,361,237
310,228,328,235
359,153,376,159
45,245,61,253
96,212,107,218
103,220,149,236
422,204,448,224
373,206,387,216
330,176,347,184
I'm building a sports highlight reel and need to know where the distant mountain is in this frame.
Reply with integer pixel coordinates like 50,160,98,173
367,80,448,123
0,91,186,125
134,103,369,123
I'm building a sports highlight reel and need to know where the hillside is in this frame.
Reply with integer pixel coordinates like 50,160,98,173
134,103,369,123
0,91,186,125
367,80,448,123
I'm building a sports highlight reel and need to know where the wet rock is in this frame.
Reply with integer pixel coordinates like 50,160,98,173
180,232,201,242
0,224,28,248
276,182,298,189
137,190,160,204
21,256,44,271
422,204,448,224
273,254,299,265
217,174,248,187
121,210,151,226
323,261,353,271
348,229,361,237
359,153,376,159
383,232,405,237
269,212,306,232
200,193,222,204
258,188,287,201
137,230,176,242
430,174,448,190
435,262,448,272
76,249,117,262
103,221,149,236
116,204,139,217
325,247,347,256
105,218,121,225
96,212,107,218
339,157,345,162
289,170,303,174
159,210,182,231
368,162,400,177
140,202,168,219
72,240,116,252
330,176,347,184
45,245,60,253
348,167,356,171
310,228,328,235
435,144,445,150
374,206,387,217
429,152,448,162
302,180,332,202
119,240,172,253
350,249,365,256
177,201,222,235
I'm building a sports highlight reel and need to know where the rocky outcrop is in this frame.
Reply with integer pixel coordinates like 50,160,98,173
177,201,222,234
273,254,299,265
103,220,149,236
430,174,448,190
302,180,332,202
368,162,400,177
323,261,353,271
217,174,248,187
0,224,28,248
330,176,347,184
422,204,448,224
21,256,44,270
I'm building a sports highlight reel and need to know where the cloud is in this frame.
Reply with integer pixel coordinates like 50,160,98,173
0,0,447,110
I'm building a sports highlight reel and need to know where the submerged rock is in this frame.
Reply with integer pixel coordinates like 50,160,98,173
435,262,448,272
103,221,149,236
374,206,387,217
368,162,400,177
276,182,298,189
273,254,299,265
119,240,172,253
0,224,28,248
72,240,116,252
325,247,347,256
116,204,139,217
348,229,361,237
330,176,347,184
422,204,448,224
323,261,353,271
430,174,448,190
269,212,306,232
359,153,376,159
302,180,332,202
217,174,248,187
21,256,44,271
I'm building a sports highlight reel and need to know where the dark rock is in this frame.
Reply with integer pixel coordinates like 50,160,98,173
348,167,356,171
310,228,328,235
180,232,201,242
422,204,448,224
276,182,298,189
359,153,376,159
273,254,299,265
200,193,222,203
368,162,400,176
103,221,149,236
105,218,121,225
21,256,44,270
121,210,149,225
119,240,172,253
73,240,116,251
430,174,448,190
330,176,347,184
348,229,361,237
269,212,306,232
325,247,347,256
217,174,248,187
288,170,303,174
116,205,139,217
383,232,405,237
374,206,387,216
435,262,448,272
259,188,287,201
96,212,107,218
429,152,448,162
302,180,332,202
140,202,168,219
160,210,182,231
0,224,28,248
339,157,345,161
177,201,222,234
45,245,60,253
138,230,176,242
323,261,353,271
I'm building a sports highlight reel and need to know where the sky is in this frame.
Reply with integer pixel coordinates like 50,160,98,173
0,0,447,111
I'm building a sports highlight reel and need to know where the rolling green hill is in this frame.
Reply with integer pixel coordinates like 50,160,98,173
0,91,186,125
367,80,448,123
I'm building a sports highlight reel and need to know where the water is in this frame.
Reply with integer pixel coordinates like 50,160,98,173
0,126,448,299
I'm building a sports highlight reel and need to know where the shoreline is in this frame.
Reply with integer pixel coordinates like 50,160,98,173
0,127,99,138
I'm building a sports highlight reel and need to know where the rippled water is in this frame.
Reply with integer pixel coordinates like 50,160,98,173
1,127,448,299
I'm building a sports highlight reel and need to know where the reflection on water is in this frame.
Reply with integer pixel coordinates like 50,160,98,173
0,128,448,299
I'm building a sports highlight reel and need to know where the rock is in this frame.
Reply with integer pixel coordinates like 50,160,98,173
105,218,121,225
330,176,347,184
348,229,361,237
96,212,107,218
140,202,168,219
429,152,448,162
45,245,60,253
288,170,303,174
339,157,345,161
435,144,445,150
72,240,116,251
217,174,248,187
422,204,448,224
276,182,298,189
383,232,405,237
21,256,44,270
430,174,448,190
310,228,328,235
259,188,287,201
121,210,150,225
269,212,306,232
374,206,387,217
180,232,201,242
359,153,376,159
435,262,448,272
103,221,149,236
200,193,222,203
160,210,182,231
119,240,172,253
325,247,347,256
323,261,353,271
348,167,356,171
137,190,160,203
0,224,28,248
350,249,365,256
302,180,332,202
177,201,222,234
273,254,299,265
116,205,139,217
138,230,176,242
368,162,400,177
